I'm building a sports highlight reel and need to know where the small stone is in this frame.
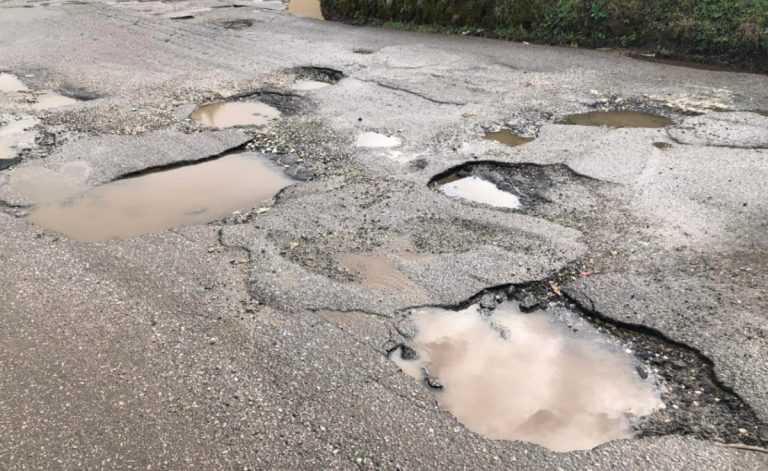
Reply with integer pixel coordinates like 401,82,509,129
398,345,418,361
422,367,443,390
519,293,539,313
284,164,315,181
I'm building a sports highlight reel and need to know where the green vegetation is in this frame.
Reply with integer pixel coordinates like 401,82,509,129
322,0,768,72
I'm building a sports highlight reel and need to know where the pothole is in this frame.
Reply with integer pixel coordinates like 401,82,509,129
191,100,281,128
484,128,534,147
430,162,595,213
0,72,28,92
12,152,292,242
219,19,253,30
391,279,767,450
563,111,673,128
391,302,662,452
292,80,330,91
0,72,82,110
355,132,401,148
438,175,521,209
290,66,344,91
288,0,323,20
0,116,39,167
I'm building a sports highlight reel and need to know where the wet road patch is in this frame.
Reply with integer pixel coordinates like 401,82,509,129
13,152,292,242
391,301,662,452
484,128,534,147
192,100,281,128
563,110,673,128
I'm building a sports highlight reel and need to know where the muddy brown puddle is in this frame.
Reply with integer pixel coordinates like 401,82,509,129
13,152,292,242
484,129,533,147
564,111,672,128
288,0,323,20
391,302,662,452
191,101,281,128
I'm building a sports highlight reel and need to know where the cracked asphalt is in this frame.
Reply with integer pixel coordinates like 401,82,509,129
1,0,767,469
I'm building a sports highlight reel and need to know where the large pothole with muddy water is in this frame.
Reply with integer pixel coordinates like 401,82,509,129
12,152,292,241
390,279,766,451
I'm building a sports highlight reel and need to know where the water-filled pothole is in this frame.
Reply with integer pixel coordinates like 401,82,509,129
438,175,521,209
191,100,281,128
484,129,534,147
288,0,323,20
391,278,767,450
391,302,662,452
431,162,593,212
563,111,673,128
355,132,401,148
0,116,38,166
13,152,292,241
0,72,81,110
0,72,28,92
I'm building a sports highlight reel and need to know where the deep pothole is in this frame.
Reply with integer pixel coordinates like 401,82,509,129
391,302,662,452
290,66,344,92
430,162,598,213
12,151,292,242
390,279,766,451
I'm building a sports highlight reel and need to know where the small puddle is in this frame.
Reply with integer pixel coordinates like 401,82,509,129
563,111,672,128
0,72,29,92
391,302,662,452
355,132,401,148
13,152,292,242
31,93,80,110
0,72,80,110
191,100,281,128
339,254,415,291
439,175,521,209
291,80,330,91
288,0,323,20
0,116,38,162
484,129,534,147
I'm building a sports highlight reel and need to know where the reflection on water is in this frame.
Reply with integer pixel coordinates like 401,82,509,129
563,111,673,128
191,101,281,128
484,129,533,147
391,303,662,452
440,176,521,209
13,153,292,241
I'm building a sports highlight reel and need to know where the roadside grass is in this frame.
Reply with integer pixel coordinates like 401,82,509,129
322,0,768,73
